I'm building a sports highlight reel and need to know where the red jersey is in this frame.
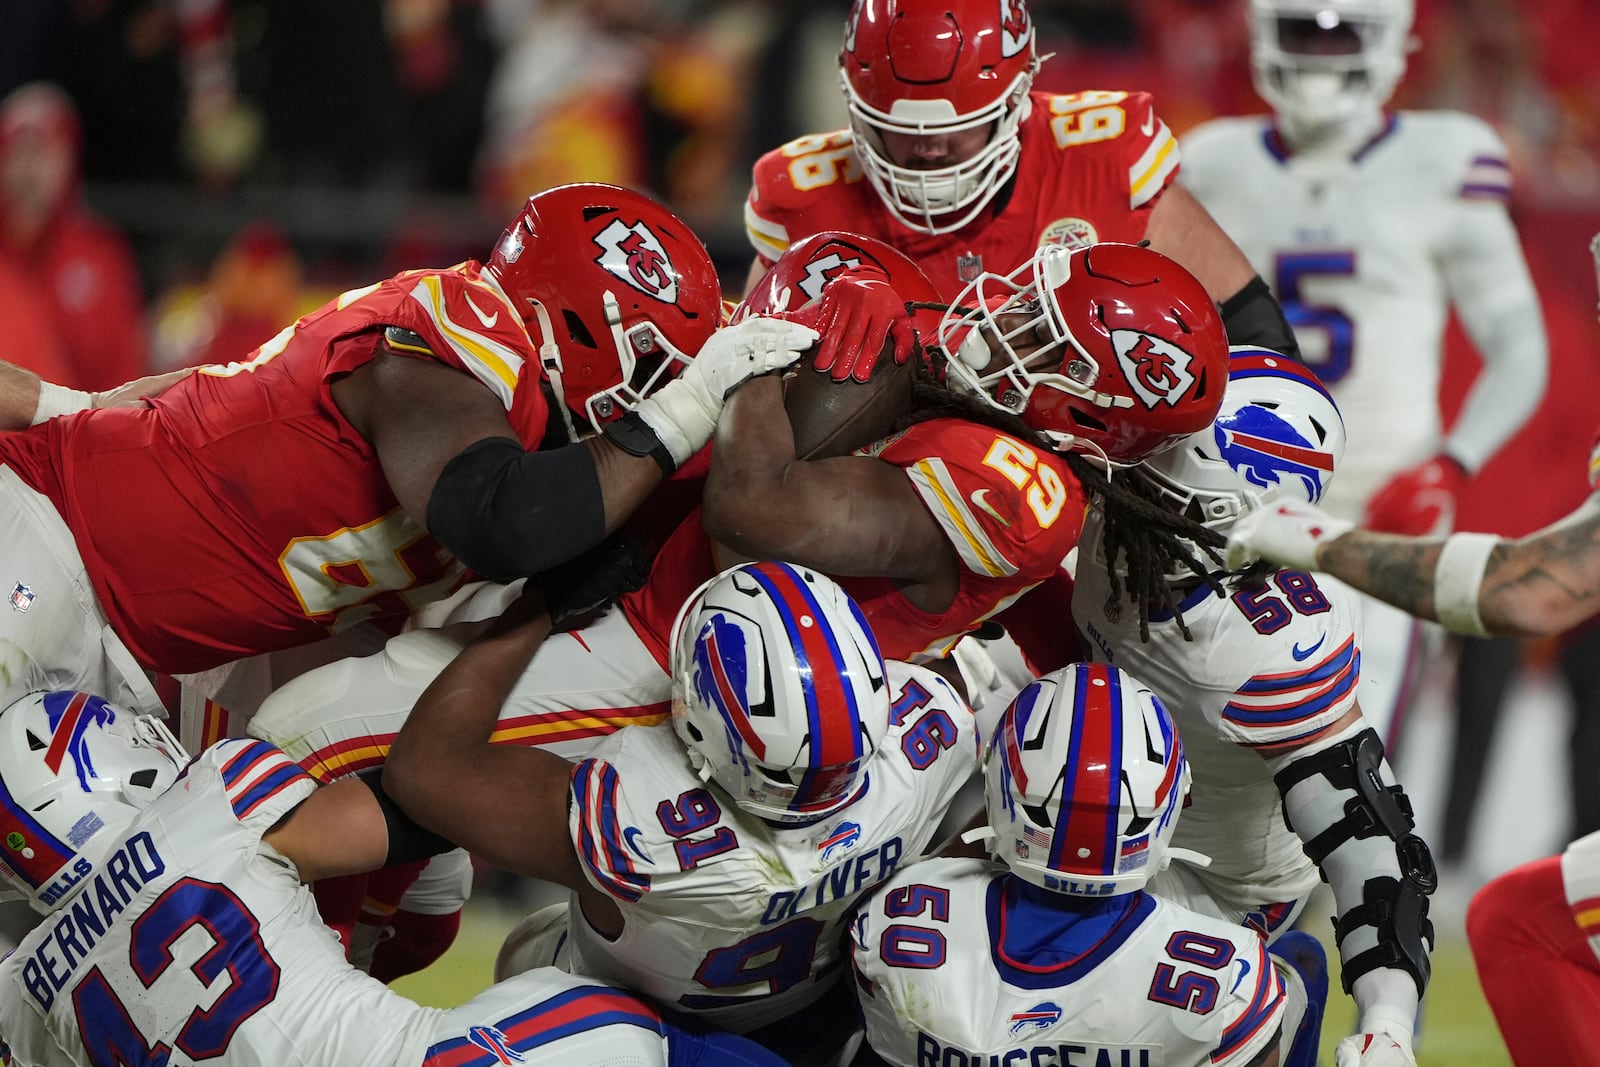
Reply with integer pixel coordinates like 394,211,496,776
744,90,1179,301
620,417,1085,667
0,263,549,673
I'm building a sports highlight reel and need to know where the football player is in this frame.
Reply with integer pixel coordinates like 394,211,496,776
1072,352,1434,1067
247,237,1232,978
380,563,979,1062
0,182,823,732
0,690,786,1066
1225,414,1600,1064
252,238,1229,780
743,0,1301,359
850,661,1286,1067
1179,0,1549,746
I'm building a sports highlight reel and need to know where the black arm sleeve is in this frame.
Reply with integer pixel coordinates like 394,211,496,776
358,768,456,866
426,436,606,583
1220,275,1303,361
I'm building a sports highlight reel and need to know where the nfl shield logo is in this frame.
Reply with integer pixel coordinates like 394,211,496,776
9,582,34,613
956,252,984,283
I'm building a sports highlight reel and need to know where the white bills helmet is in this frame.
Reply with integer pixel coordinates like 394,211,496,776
0,692,186,913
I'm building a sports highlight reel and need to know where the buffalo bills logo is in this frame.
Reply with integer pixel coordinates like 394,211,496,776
467,1025,526,1064
1008,1002,1061,1036
43,693,116,792
819,820,862,862
593,219,679,304
1111,330,1197,410
1213,406,1335,503
999,0,1032,57
692,615,767,769
1242,901,1296,938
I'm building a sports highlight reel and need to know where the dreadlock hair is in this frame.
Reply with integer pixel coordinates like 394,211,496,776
910,320,1228,642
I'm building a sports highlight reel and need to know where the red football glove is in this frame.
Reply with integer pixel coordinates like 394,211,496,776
1361,454,1469,536
791,276,918,383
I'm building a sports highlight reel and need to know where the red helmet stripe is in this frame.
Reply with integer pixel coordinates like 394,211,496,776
1222,429,1335,472
1050,664,1122,877
703,626,768,761
42,692,91,775
751,563,862,769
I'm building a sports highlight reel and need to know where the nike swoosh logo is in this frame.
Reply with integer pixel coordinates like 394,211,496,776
464,292,500,329
1140,110,1156,137
623,826,651,861
1291,635,1326,662
1231,957,1252,993
970,488,1011,528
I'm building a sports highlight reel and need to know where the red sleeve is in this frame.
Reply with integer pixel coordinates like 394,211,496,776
878,419,1086,581
744,130,864,264
1106,90,1180,211
995,569,1084,676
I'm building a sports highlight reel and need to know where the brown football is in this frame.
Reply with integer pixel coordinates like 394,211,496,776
783,336,918,459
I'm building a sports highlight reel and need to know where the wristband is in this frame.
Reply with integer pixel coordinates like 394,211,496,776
31,381,94,426
1433,532,1498,637
602,410,677,475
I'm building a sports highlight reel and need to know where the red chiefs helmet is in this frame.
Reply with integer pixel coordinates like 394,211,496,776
938,243,1228,464
486,183,723,438
840,0,1040,235
734,230,943,339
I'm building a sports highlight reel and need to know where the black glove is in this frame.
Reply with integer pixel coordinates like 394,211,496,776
527,532,652,628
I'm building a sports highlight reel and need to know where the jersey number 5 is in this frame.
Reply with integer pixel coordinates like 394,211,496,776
74,878,280,1065
1274,251,1356,384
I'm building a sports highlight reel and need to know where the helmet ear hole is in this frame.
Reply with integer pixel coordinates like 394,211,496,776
25,729,45,751
129,768,158,789
562,309,597,349
1069,408,1108,435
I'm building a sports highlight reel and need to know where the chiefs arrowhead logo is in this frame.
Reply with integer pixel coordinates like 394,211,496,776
592,219,679,304
999,0,1031,57
798,252,865,302
1110,330,1196,410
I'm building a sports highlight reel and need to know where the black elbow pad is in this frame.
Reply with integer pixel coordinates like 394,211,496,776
359,768,456,866
426,437,605,582
1221,275,1303,362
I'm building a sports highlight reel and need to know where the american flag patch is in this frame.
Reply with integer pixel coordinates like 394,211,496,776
9,582,34,613
1022,825,1051,848
1120,836,1148,856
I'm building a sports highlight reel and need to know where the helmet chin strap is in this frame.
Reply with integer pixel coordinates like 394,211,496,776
529,299,583,445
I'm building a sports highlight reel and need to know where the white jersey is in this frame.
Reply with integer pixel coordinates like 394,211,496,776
1072,513,1360,911
0,740,686,1067
850,858,1286,1067
1181,110,1519,514
566,662,978,1032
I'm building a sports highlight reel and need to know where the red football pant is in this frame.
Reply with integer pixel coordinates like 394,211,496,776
1467,855,1600,1064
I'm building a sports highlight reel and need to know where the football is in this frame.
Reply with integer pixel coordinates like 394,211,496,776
782,337,918,460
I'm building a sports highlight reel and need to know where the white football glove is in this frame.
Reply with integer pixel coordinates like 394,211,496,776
634,316,818,467
1334,1022,1417,1067
1224,499,1355,572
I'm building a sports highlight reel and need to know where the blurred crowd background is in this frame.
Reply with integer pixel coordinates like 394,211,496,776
5,0,1600,890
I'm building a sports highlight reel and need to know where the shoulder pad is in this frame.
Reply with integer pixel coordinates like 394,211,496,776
382,325,436,356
